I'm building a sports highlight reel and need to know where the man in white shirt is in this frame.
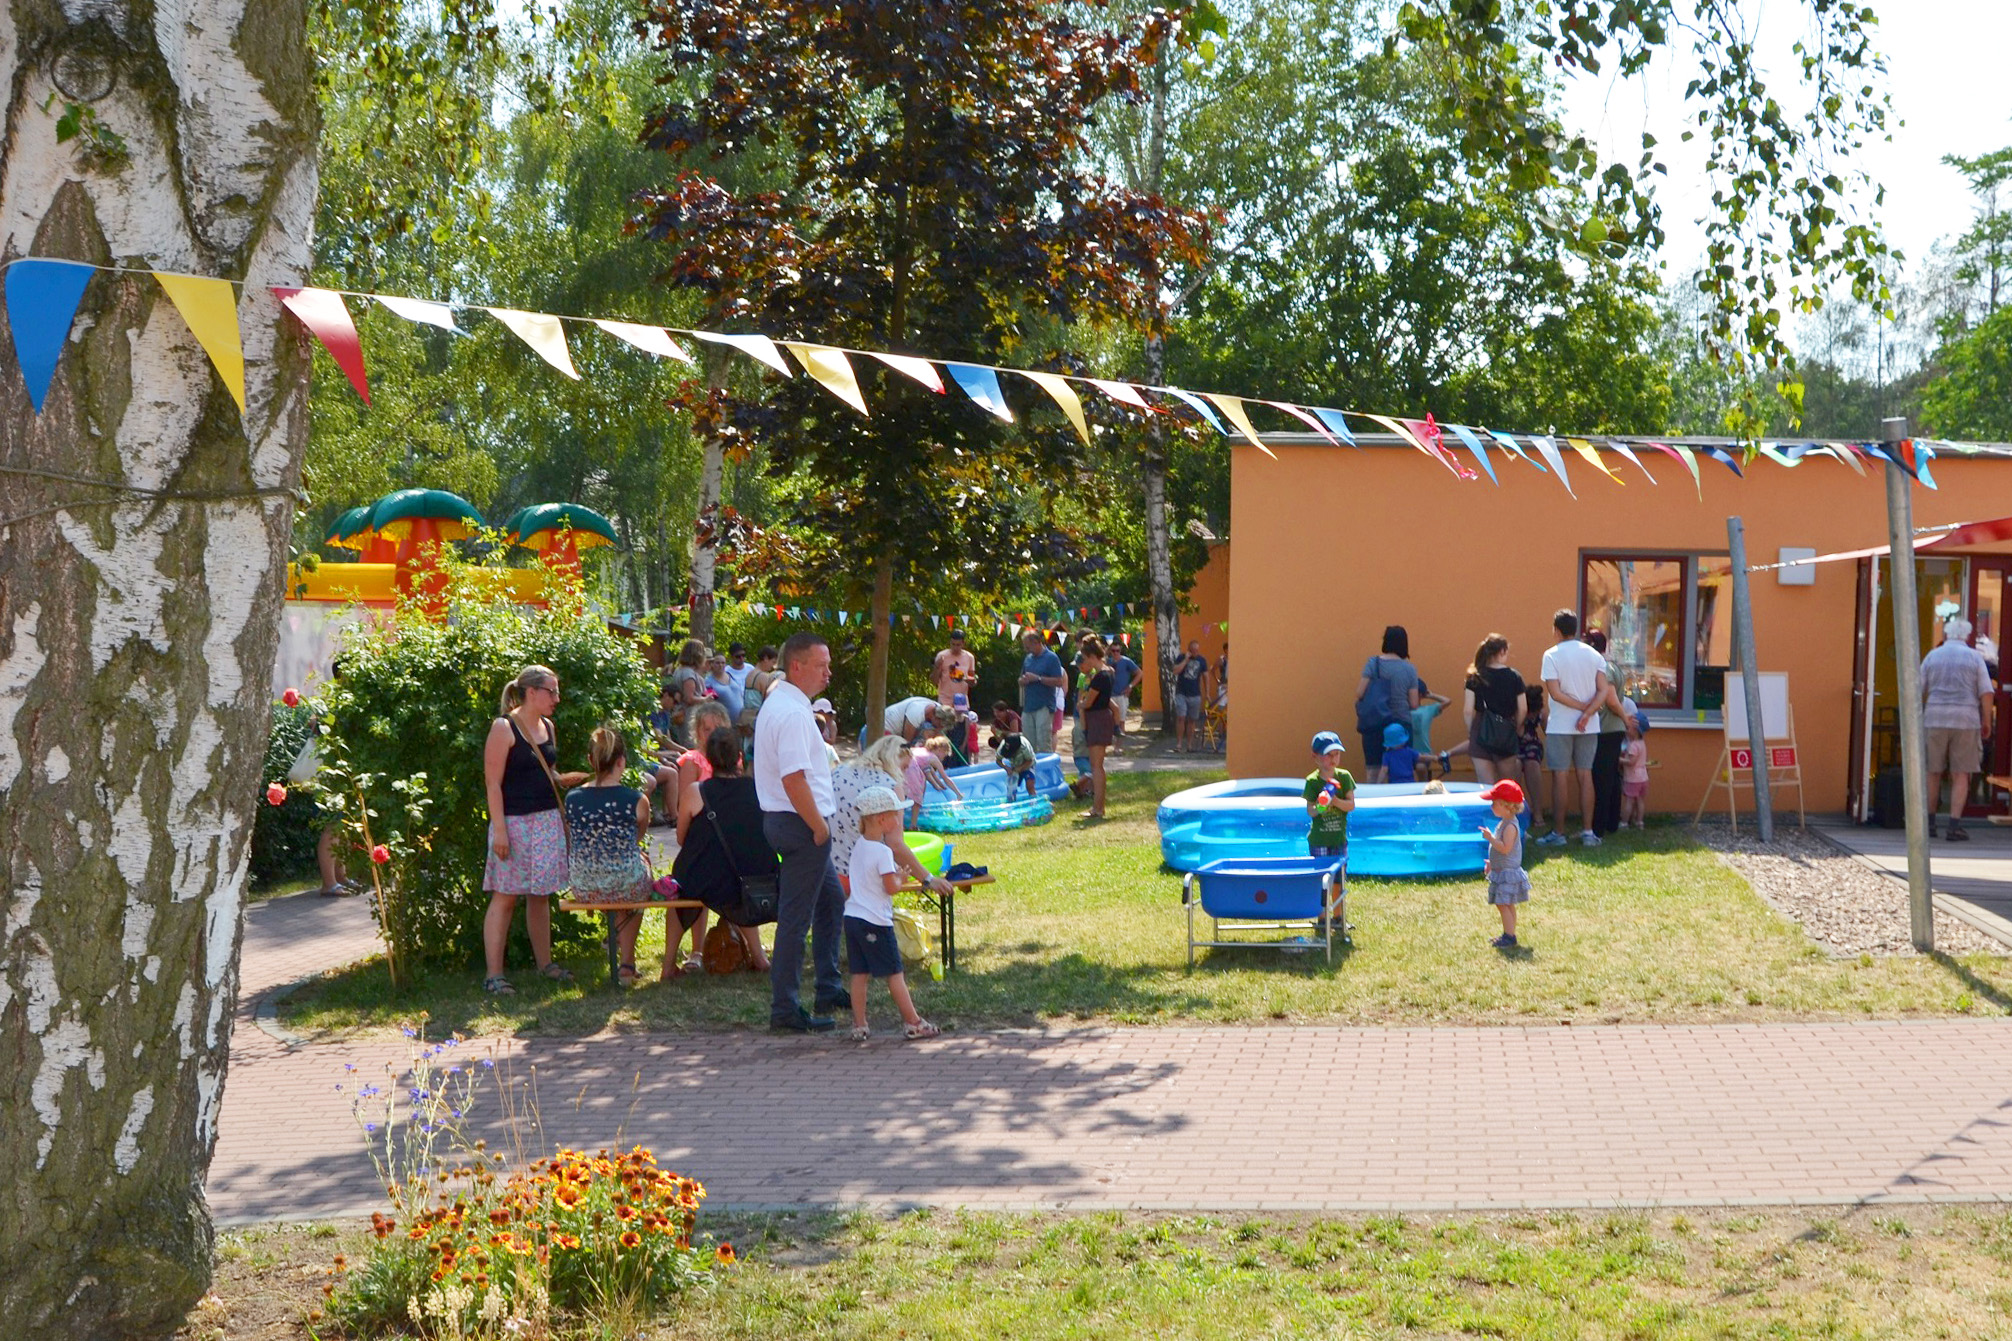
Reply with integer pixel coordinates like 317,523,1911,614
724,642,755,694
1538,608,1613,848
754,632,845,1032
884,694,953,743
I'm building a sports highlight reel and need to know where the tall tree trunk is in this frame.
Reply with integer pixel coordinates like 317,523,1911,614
0,3,316,1335
686,350,728,647
1141,45,1181,735
865,547,894,741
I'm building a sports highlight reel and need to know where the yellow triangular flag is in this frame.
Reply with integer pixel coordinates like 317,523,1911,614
782,343,868,414
1201,393,1277,459
1566,436,1625,485
869,351,944,393
153,272,245,413
1019,371,1091,446
487,308,579,380
593,320,694,364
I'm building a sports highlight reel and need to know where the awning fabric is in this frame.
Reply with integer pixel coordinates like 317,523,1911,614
1751,516,2012,572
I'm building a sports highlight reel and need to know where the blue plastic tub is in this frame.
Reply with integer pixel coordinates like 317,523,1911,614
1186,856,1342,920
1157,779,1522,877
922,753,1071,807
917,793,1055,834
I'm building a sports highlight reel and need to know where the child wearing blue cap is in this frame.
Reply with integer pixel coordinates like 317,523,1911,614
1379,721,1421,784
1305,732,1357,862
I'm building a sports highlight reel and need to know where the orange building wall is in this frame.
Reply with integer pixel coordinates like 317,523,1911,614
1225,444,2012,812
1139,541,1231,710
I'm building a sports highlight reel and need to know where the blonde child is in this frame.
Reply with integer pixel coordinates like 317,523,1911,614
1619,710,1651,829
843,786,940,1042
1477,779,1529,949
904,735,961,822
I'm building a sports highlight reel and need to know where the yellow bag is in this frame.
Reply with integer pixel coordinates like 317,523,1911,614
890,907,941,981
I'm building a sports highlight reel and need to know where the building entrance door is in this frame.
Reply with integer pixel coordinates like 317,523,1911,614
1969,559,2012,812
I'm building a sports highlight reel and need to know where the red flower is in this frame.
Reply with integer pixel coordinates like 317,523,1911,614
371,844,391,865
716,1242,736,1264
282,687,301,707
266,783,287,806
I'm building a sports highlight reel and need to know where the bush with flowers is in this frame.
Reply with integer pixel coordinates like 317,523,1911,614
325,1026,726,1337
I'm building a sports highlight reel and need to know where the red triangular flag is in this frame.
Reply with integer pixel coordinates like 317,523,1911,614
273,287,370,405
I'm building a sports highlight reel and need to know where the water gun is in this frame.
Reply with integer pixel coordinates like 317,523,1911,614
1315,782,1343,808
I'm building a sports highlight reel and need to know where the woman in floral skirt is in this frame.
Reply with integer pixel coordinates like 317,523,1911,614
482,665,589,993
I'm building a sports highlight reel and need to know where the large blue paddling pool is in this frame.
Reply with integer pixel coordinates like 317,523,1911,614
1158,779,1518,877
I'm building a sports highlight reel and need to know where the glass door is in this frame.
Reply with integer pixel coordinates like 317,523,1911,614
1971,560,2011,803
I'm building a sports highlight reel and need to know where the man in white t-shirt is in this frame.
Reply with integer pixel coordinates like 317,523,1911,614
724,642,755,694
884,695,952,743
754,632,845,1032
1538,608,1613,848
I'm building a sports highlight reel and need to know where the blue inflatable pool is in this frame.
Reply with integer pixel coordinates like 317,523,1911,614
1157,779,1522,877
923,753,1071,806
917,794,1055,833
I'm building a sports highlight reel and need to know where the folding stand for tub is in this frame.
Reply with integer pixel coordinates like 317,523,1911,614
1181,857,1348,967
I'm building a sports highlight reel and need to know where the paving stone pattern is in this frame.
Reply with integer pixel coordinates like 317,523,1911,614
211,894,2012,1223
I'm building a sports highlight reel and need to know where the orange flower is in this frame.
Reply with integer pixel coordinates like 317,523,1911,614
619,1231,642,1250
556,1234,581,1250
556,1185,582,1207
716,1242,737,1265
615,1204,637,1222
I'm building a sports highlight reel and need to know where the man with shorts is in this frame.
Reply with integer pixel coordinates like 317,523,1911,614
1538,609,1611,848
1017,629,1065,753
932,629,977,709
1922,618,1996,842
1172,639,1210,753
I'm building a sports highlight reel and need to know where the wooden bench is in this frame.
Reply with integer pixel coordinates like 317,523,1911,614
895,873,995,975
559,897,708,984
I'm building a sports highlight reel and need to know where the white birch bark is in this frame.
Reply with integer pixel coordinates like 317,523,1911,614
0,2,314,1333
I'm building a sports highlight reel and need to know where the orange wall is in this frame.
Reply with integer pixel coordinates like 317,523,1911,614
1140,541,1231,709
1226,445,2012,813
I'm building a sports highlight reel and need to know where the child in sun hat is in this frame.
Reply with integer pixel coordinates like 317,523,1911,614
843,785,939,1043
1379,720,1420,784
1477,779,1529,948
1304,731,1356,863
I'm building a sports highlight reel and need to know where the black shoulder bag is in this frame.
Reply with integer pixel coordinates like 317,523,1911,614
702,789,779,927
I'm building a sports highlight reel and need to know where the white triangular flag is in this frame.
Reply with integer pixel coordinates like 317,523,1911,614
487,307,579,380
690,330,792,375
869,351,945,393
376,294,460,333
594,320,695,364
1086,378,1149,408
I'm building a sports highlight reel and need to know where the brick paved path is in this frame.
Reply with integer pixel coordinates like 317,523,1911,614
212,894,2012,1223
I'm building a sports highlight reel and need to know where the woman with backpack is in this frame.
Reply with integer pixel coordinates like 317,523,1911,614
1462,634,1527,785
1354,625,1422,781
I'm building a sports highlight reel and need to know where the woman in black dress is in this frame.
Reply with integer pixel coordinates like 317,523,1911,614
670,728,775,976
1077,636,1116,819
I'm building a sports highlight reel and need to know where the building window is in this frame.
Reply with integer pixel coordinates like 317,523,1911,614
1580,552,1735,714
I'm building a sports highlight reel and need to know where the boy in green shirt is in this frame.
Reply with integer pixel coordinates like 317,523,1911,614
1305,731,1356,860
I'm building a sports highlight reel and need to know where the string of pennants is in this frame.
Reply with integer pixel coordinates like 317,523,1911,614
1,257,1948,492
613,596,1165,646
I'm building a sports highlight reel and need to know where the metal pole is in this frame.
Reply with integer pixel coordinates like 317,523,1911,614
1883,416,1934,952
1726,517,1775,841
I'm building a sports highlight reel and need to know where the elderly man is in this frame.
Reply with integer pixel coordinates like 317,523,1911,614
755,632,845,1032
1922,618,1996,842
1017,629,1066,754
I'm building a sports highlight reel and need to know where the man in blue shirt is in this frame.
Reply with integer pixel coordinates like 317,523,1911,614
1017,629,1066,753
1106,645,1141,738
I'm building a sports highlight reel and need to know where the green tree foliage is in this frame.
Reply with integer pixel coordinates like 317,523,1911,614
314,570,659,970
632,0,1210,725
1943,147,2012,326
1921,307,2012,442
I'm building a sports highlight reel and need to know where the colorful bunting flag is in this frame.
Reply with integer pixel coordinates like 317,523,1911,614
945,363,1014,421
1087,378,1149,409
1311,408,1357,445
153,272,247,413
1019,370,1092,445
1202,393,1277,459
1446,424,1498,484
488,307,578,380
1363,414,1458,477
5,258,94,413
1816,442,1867,477
1265,400,1340,446
1488,429,1546,472
1607,441,1657,484
783,343,868,414
1700,445,1744,477
868,351,944,393
593,320,694,364
1531,436,1575,496
691,330,792,375
1646,442,1701,498
274,286,370,405
376,294,460,333
1155,386,1227,434
1565,436,1624,486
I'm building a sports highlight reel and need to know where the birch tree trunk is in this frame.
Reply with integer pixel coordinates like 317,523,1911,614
686,350,728,648
0,3,315,1334
1140,45,1181,734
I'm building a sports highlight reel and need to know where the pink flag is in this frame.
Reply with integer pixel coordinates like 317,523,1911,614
274,287,370,405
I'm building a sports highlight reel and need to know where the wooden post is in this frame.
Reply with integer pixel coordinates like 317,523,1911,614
1727,516,1775,841
1883,416,1934,952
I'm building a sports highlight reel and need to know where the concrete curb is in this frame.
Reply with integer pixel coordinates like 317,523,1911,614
1809,823,2012,951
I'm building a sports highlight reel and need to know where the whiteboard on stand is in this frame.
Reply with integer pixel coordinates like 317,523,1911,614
1723,672,1790,743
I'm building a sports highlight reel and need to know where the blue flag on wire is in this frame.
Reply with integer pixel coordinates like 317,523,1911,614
6,259,95,413
1700,445,1744,477
1310,408,1357,445
1157,387,1227,434
1446,424,1498,484
945,363,1014,421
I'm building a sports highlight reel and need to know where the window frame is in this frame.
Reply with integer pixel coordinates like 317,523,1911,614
1577,547,1733,719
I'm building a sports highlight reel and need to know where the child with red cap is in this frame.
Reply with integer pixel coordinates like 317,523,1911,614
1478,780,1529,948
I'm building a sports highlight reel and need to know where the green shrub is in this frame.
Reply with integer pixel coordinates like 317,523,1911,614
316,569,659,970
249,701,320,886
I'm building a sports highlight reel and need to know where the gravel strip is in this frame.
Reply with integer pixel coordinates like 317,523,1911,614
1694,821,2008,957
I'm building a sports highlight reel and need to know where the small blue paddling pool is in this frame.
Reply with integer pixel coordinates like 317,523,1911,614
1157,778,1523,877
913,753,1070,832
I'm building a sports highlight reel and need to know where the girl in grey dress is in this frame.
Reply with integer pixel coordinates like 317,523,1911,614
1479,780,1530,948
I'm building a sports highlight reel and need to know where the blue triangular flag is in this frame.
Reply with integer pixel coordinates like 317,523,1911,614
945,363,1014,421
6,259,95,413
1156,387,1226,434
1447,424,1498,484
1701,445,1744,477
1310,408,1357,445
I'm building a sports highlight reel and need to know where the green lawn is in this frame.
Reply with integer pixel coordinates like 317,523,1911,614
198,1205,2012,1340
279,771,2012,1038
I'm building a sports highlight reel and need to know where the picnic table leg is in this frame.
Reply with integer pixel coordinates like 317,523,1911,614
604,912,621,986
940,888,954,975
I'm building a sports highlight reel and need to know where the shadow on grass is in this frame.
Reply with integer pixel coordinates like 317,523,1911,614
1928,950,2012,1012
